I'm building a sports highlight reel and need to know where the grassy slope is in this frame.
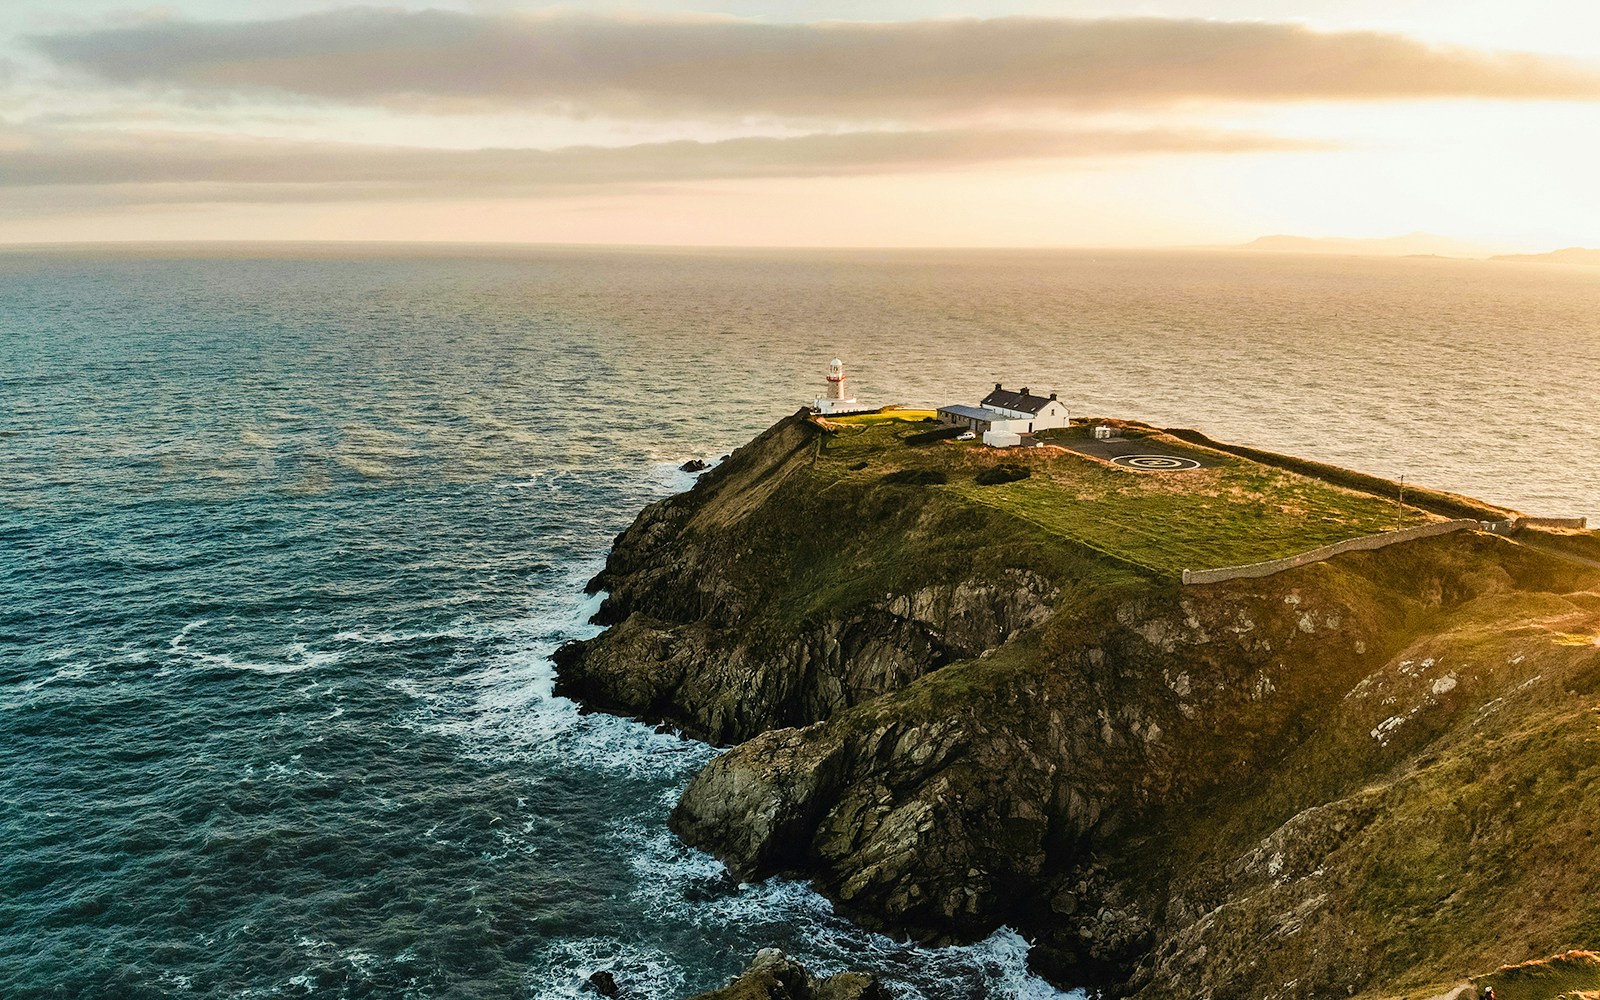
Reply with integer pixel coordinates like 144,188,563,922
1516,528,1600,569
1479,952,1600,1000
1164,427,1516,522
1125,536,1600,1000
819,415,1433,578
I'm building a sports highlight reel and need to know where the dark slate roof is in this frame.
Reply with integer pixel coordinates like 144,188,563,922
981,386,1058,414
938,404,1014,422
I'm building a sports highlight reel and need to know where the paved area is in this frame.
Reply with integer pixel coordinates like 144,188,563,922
1055,435,1218,470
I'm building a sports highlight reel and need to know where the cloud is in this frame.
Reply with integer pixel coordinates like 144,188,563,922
0,124,1323,208
32,10,1600,119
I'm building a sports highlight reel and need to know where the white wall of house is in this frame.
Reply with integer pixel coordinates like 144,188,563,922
1030,400,1070,430
983,430,1024,447
987,399,1069,430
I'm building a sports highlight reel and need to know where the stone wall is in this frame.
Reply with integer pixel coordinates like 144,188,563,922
1519,516,1589,530
1482,516,1589,535
1182,520,1482,585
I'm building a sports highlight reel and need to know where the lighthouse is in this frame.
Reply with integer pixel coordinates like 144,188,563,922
825,358,846,401
811,357,862,414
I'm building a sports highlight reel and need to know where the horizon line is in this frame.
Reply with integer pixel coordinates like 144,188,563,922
0,237,1559,258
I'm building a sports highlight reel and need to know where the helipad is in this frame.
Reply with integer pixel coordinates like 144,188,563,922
1110,454,1203,472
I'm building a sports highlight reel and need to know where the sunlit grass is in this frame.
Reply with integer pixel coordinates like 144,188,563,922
814,417,1432,576
828,408,938,425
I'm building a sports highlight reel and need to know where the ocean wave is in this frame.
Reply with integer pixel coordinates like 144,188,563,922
161,621,347,675
605,804,1083,999
393,560,721,780
527,937,688,1000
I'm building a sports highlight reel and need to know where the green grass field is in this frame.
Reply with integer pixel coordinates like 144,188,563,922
826,408,938,425
816,417,1434,577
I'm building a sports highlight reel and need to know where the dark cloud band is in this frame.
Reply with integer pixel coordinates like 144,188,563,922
34,10,1600,118
0,125,1322,206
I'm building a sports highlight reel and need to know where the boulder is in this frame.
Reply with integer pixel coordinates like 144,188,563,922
687,949,890,1000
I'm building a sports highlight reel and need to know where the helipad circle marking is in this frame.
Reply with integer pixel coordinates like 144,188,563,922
1111,454,1202,471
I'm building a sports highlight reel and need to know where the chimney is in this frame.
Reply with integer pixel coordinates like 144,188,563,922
1020,387,1030,396
1049,392,1058,400
994,383,1002,391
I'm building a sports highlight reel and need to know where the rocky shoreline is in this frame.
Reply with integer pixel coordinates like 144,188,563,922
557,412,1600,999
685,950,889,1000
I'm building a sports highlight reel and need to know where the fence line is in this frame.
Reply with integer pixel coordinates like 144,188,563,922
1480,516,1589,535
1181,520,1482,585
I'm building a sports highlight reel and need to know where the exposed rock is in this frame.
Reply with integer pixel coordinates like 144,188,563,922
687,949,891,1000
588,970,619,997
681,459,710,472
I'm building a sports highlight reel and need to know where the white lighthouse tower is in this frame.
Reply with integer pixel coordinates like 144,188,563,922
812,357,862,414
826,358,846,401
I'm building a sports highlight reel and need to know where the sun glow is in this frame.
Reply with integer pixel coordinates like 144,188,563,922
2,1,1599,247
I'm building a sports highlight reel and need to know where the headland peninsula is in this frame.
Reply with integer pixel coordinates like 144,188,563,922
556,406,1600,1000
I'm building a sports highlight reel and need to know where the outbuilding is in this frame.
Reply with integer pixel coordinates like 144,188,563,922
934,404,1033,447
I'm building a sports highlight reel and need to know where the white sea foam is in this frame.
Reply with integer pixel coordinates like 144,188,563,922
527,937,687,1000
187,648,336,675
648,460,705,495
331,621,504,646
168,619,212,651
606,803,1084,999
4,660,97,699
396,557,718,780
164,621,346,675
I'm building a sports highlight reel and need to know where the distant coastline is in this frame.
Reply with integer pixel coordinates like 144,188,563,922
1234,232,1501,257
1233,232,1600,263
1488,246,1600,265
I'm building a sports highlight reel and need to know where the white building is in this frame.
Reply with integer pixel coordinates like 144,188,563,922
937,384,1069,447
978,385,1070,430
934,404,1031,447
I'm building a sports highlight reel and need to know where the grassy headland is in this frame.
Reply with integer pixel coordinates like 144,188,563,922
820,412,1436,577
560,409,1600,1000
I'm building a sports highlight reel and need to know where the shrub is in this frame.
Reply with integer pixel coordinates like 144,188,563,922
975,464,1031,486
905,425,967,446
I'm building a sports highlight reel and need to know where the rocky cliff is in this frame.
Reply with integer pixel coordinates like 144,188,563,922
555,411,1600,999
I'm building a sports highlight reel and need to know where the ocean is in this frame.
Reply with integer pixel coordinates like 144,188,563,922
2,244,1596,999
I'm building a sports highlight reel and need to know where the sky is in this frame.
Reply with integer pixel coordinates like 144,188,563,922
3,1,1599,247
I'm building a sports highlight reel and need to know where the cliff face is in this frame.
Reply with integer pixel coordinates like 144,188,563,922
554,413,1078,744
555,412,1600,999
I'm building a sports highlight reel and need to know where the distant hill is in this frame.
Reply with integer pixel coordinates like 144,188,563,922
1236,232,1499,258
1491,246,1600,265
